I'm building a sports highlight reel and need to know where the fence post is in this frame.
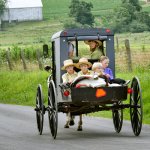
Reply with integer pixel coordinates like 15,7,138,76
125,39,132,72
116,36,119,51
6,48,13,70
36,49,43,70
43,44,49,58
0,18,1,31
20,49,27,70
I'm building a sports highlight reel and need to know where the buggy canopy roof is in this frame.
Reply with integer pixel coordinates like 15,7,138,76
51,28,114,41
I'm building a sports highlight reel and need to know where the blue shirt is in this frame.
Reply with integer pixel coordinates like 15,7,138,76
104,68,114,80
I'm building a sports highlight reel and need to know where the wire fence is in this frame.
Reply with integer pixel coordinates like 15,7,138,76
0,42,150,72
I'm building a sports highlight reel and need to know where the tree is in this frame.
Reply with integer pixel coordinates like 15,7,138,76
69,0,80,17
122,0,142,11
0,0,7,29
135,11,150,27
0,0,7,16
111,0,150,33
69,0,94,27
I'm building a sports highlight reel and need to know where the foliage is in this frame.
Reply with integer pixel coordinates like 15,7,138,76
11,45,21,62
0,0,149,47
135,11,150,27
122,0,142,11
129,21,149,33
64,19,92,29
0,0,7,16
106,0,150,33
0,45,44,64
63,18,82,29
0,71,49,106
68,0,94,26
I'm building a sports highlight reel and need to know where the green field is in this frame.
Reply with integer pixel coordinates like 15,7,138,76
42,0,122,19
0,71,49,106
0,0,150,48
42,0,150,19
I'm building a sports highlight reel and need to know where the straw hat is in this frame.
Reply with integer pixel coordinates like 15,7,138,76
75,57,92,69
61,59,75,70
92,62,103,71
84,40,102,47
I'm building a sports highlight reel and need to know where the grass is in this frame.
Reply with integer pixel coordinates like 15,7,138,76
1,22,150,52
115,32,150,50
143,5,150,12
0,20,63,47
0,71,49,106
42,0,150,18
42,0,122,19
0,0,150,48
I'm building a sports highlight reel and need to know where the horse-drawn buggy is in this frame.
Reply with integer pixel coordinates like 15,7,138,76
35,28,143,139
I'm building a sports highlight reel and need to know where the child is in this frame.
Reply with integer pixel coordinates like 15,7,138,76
61,59,77,83
92,62,109,86
100,56,129,85
75,57,94,76
92,62,104,76
100,56,113,80
61,59,77,128
74,57,93,131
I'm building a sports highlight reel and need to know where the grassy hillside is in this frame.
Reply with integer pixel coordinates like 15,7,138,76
1,0,121,47
42,0,150,19
0,0,150,48
0,20,62,47
42,0,122,19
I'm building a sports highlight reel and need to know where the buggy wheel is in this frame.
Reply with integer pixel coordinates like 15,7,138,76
35,84,44,135
112,101,123,133
130,77,143,136
47,80,58,139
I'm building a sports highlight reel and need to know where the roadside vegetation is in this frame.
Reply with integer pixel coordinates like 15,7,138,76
0,0,7,16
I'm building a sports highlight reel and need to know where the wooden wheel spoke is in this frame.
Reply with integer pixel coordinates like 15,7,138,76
131,108,135,117
137,95,141,103
137,108,142,116
130,96,134,103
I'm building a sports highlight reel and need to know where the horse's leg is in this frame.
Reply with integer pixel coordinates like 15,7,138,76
77,114,83,131
69,114,75,126
64,112,70,128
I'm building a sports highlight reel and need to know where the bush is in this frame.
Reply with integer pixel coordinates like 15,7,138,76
0,48,6,63
0,45,45,63
11,44,21,62
129,21,149,33
63,20,82,29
